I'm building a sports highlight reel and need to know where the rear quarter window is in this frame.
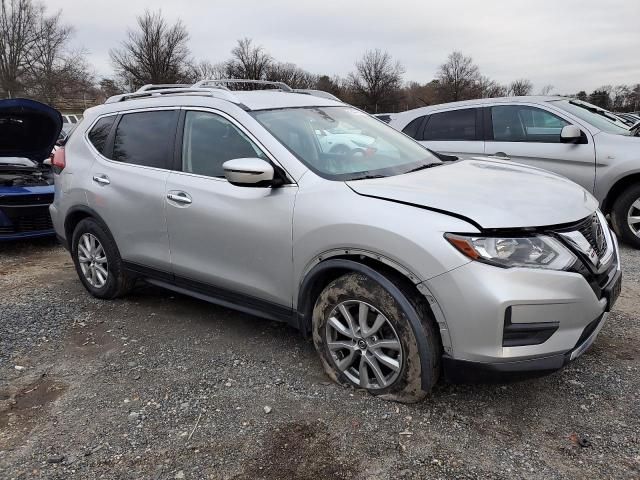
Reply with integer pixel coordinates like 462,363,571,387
87,116,116,155
401,116,426,139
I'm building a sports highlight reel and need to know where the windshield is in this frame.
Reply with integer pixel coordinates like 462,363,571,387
551,100,632,136
251,106,440,180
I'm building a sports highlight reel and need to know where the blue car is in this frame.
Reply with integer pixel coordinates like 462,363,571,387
0,99,62,241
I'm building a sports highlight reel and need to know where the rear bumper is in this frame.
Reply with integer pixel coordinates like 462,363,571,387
443,310,609,383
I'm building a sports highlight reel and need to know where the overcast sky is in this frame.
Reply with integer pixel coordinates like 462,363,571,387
48,0,640,93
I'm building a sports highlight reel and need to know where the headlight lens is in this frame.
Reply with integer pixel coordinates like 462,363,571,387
445,234,576,270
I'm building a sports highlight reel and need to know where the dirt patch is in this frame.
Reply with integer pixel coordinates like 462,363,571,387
0,377,66,434
66,322,116,356
234,421,356,480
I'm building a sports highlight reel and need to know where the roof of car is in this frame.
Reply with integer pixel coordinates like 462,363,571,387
232,90,342,110
391,95,569,126
94,81,343,117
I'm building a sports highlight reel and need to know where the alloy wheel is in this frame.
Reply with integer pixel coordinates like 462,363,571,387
77,233,108,288
325,300,403,389
628,198,640,238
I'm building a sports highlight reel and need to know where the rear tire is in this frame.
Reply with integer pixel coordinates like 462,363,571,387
71,218,134,299
611,184,640,249
311,272,440,403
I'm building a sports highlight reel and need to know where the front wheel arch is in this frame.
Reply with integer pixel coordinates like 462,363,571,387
297,258,441,392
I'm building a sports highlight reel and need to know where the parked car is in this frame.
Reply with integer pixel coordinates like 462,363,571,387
616,112,640,127
62,113,83,125
0,98,61,240
51,82,620,402
390,96,640,248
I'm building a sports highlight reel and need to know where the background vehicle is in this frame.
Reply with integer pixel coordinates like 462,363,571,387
51,82,619,403
0,99,61,240
390,96,640,248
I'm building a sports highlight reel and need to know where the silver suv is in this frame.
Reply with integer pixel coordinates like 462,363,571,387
389,96,640,248
51,82,621,403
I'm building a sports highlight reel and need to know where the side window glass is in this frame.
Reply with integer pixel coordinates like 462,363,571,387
492,106,569,143
112,110,177,167
401,116,426,139
423,109,476,141
182,111,266,178
87,116,116,155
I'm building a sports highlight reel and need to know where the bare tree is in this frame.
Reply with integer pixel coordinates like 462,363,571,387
477,75,506,98
0,0,38,96
190,60,226,81
348,49,404,112
225,38,272,80
539,84,554,96
110,10,193,90
25,9,74,104
436,51,480,102
265,62,316,89
508,78,533,96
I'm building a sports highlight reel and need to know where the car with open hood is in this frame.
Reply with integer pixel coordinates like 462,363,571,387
50,81,621,402
0,99,62,240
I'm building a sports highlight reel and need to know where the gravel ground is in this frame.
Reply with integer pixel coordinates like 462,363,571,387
0,238,639,479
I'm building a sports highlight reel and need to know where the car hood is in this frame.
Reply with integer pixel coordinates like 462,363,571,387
0,98,62,162
346,158,599,230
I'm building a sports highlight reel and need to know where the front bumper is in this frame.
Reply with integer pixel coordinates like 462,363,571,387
442,310,609,383
424,232,620,378
0,189,55,241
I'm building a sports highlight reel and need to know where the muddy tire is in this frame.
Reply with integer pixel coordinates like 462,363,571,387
71,218,135,299
312,272,440,403
611,184,640,249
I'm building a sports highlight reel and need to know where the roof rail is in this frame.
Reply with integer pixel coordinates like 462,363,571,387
136,84,191,92
104,87,243,105
293,88,341,101
193,79,293,92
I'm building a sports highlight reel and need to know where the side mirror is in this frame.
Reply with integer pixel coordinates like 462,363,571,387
223,158,275,187
560,125,582,143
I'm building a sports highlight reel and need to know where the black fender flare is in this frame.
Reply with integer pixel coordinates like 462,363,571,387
297,259,433,390
63,205,112,249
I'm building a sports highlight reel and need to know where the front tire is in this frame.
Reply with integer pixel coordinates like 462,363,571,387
611,184,640,248
71,218,134,299
311,272,440,403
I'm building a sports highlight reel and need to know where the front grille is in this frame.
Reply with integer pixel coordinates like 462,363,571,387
0,206,53,234
575,213,607,258
553,213,616,300
0,193,54,207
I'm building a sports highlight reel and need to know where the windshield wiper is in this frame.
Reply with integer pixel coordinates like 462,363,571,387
349,174,387,181
405,163,442,174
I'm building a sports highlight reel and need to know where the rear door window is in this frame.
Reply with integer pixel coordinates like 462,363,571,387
422,109,477,141
87,116,116,155
112,110,178,168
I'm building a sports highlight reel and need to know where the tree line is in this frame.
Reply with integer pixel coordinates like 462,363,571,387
1,3,639,114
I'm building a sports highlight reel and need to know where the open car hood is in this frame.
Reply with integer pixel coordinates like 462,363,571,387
347,158,599,230
0,98,63,162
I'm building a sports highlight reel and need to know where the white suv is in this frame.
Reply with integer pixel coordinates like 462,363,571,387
50,82,621,402
390,96,640,248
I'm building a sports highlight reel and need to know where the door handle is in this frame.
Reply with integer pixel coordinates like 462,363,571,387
167,191,192,205
489,152,511,161
92,175,110,185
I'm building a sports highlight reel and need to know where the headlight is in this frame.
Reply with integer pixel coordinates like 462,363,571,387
445,234,576,270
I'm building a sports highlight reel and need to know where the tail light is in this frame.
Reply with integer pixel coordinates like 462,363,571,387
52,147,66,171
